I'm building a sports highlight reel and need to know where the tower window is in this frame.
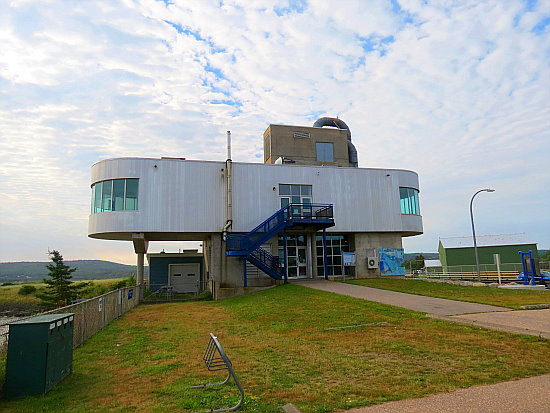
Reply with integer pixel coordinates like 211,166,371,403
316,142,334,162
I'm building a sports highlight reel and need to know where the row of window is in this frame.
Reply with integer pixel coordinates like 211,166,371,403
91,179,419,216
91,179,138,213
400,187,420,215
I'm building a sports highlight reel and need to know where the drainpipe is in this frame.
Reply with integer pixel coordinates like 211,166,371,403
223,131,233,240
221,132,233,289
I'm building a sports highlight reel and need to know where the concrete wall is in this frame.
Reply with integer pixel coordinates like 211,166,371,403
264,124,350,167
354,232,403,278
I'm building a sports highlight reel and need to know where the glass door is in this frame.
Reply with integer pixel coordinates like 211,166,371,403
279,235,308,278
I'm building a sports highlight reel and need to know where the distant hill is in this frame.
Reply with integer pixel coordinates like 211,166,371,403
404,253,439,261
0,260,148,283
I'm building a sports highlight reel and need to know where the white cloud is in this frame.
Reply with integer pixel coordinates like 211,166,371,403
0,0,549,264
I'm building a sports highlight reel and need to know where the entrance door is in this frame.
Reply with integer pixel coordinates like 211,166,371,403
169,264,200,293
279,235,308,278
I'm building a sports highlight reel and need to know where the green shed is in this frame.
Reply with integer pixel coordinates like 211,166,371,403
5,313,74,399
439,234,537,272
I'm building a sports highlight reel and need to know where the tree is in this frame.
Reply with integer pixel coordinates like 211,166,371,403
405,255,425,272
37,250,88,309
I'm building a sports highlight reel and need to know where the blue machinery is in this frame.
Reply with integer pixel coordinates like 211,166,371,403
518,250,538,285
226,203,335,285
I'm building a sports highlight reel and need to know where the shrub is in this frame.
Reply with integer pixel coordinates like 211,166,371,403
18,285,37,295
2,282,15,286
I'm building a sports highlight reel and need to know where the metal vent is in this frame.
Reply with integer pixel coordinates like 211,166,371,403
293,131,310,139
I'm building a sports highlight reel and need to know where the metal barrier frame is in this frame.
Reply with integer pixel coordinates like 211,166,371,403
192,333,244,412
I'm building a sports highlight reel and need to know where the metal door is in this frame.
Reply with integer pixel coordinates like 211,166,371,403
169,264,200,293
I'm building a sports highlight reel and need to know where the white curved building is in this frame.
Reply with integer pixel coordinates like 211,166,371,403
88,120,423,298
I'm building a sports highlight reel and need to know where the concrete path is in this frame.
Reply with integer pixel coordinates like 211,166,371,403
341,374,550,412
433,308,550,339
294,280,509,316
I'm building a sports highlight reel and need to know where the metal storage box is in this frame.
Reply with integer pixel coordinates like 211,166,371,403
5,313,74,399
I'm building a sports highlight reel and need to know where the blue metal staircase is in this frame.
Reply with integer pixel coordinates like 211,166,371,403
226,203,334,280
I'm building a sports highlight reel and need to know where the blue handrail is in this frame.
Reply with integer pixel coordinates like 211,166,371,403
226,203,334,253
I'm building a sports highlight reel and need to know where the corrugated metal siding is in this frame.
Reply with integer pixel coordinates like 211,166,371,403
89,159,422,238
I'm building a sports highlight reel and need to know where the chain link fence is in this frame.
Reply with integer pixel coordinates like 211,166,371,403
142,282,210,303
0,285,141,351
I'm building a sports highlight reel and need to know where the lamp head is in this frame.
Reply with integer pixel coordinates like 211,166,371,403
485,189,495,193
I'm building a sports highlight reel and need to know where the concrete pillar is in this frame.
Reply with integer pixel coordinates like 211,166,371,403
132,233,149,301
136,252,144,286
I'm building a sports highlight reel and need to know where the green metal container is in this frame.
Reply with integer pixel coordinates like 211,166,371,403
5,313,74,399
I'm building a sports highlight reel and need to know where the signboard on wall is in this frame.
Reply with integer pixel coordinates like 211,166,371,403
343,253,356,266
379,248,405,276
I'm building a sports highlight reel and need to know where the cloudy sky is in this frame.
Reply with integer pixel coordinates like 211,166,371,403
1,0,549,265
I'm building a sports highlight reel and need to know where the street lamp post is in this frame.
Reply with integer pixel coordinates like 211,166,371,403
470,188,495,282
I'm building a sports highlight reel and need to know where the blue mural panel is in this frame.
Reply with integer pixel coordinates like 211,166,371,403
379,248,405,276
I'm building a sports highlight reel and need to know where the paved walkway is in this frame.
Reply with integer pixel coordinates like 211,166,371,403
341,374,550,412
294,280,509,315
436,308,550,339
293,280,550,412
294,280,550,338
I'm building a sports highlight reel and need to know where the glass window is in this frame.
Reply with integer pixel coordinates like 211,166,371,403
93,181,103,213
316,142,334,162
125,179,139,210
279,184,313,206
112,179,125,211
279,184,291,195
91,184,96,214
91,178,139,213
101,180,112,212
315,234,351,277
400,187,420,215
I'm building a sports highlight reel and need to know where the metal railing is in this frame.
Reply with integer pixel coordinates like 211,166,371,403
226,203,334,253
413,271,520,282
248,247,283,280
0,285,141,351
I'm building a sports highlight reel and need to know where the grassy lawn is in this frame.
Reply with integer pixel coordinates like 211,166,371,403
345,278,550,309
0,284,548,412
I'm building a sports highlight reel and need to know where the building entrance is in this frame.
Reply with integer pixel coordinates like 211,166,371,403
278,234,308,278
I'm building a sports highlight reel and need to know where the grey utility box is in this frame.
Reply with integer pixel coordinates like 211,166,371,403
5,313,74,399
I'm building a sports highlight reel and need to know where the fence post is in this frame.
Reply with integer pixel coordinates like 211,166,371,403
494,254,502,284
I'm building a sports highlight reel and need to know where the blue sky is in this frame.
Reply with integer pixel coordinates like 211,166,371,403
0,0,549,264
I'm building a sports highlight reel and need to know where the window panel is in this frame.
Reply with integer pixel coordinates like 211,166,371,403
279,184,291,195
112,179,125,211
291,185,300,195
93,182,103,213
125,179,139,210
280,197,290,209
400,187,420,215
91,185,96,214
301,185,312,196
101,180,112,212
